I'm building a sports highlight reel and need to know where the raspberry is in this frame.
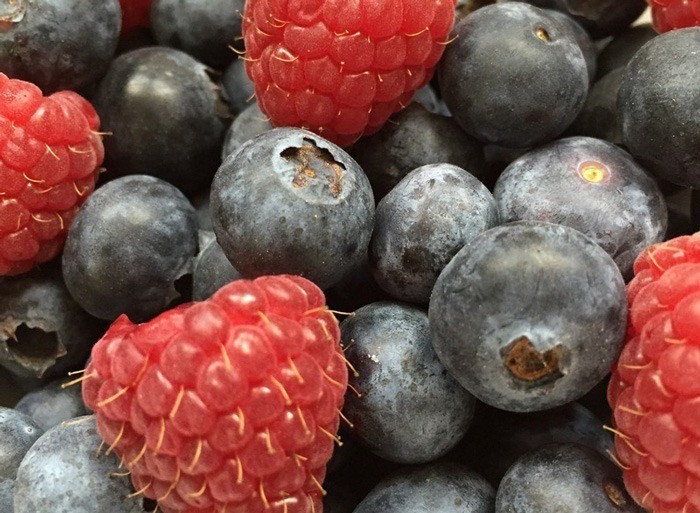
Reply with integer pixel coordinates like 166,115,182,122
0,74,103,276
242,0,457,146
119,0,152,33
649,0,700,33
82,275,348,513
607,233,700,513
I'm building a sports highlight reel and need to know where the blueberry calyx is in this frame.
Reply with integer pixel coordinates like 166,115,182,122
501,337,564,384
281,138,346,198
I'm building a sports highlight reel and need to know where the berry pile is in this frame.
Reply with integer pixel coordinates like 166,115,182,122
0,2,697,513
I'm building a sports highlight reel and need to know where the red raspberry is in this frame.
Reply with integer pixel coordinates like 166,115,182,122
0,74,103,276
82,275,348,513
119,0,152,33
649,0,700,33
242,0,457,146
607,233,700,513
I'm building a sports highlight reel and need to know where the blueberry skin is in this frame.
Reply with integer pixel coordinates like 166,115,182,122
211,128,375,290
342,302,475,464
0,478,12,513
493,137,667,279
94,47,230,195
618,28,700,189
370,164,499,304
222,59,256,115
192,239,241,300
692,190,700,232
15,379,88,432
0,408,42,480
350,104,487,202
567,69,624,145
545,9,596,83
439,3,588,148
496,443,644,512
13,416,143,513
0,264,106,381
151,0,245,69
353,463,495,513
62,175,199,322
429,222,627,412
0,0,120,92
596,24,657,79
221,102,272,161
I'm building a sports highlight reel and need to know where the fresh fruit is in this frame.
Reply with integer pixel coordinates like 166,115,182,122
618,27,700,188
607,233,700,513
119,0,152,33
649,0,700,33
567,69,625,145
192,239,241,301
429,221,628,412
222,102,272,161
15,378,89,431
341,302,475,463
62,175,199,322
595,24,657,78
82,275,348,513
439,3,589,148
493,136,667,280
241,0,458,146
211,128,375,290
222,59,256,115
0,74,104,276
0,407,43,479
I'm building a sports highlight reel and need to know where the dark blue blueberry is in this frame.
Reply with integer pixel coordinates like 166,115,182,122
618,28,700,188
151,0,245,69
192,239,241,300
211,128,375,290
221,102,273,161
15,379,89,432
439,3,588,148
13,416,143,513
493,136,667,279
545,9,597,83
342,302,475,464
192,194,214,231
692,190,700,232
349,104,487,202
412,85,450,116
370,164,499,304
567,68,625,144
0,264,106,381
0,0,121,92
353,463,495,513
0,477,12,513
0,408,42,480
455,402,613,485
596,24,657,79
222,59,256,115
495,443,644,512
94,47,230,195
429,221,627,412
62,175,199,322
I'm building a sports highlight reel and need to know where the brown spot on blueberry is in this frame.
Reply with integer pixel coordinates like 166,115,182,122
281,138,345,197
502,336,563,382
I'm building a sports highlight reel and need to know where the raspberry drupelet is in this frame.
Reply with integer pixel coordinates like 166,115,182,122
607,233,700,513
0,73,104,276
649,0,700,33
82,275,349,513
242,0,457,146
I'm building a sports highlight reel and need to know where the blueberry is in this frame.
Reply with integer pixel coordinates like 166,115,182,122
455,402,613,485
618,28,700,188
192,194,214,231
221,102,273,161
495,443,644,512
0,477,12,513
0,408,42,480
353,463,495,513
13,416,143,513
151,0,245,69
545,9,597,83
211,128,375,290
94,47,230,195
692,190,700,232
596,24,657,79
349,104,487,202
567,69,624,144
0,0,121,92
429,221,627,412
439,3,588,148
493,137,667,279
62,175,199,322
370,164,499,304
412,85,451,116
222,59,256,115
192,239,241,300
0,264,105,381
15,379,89,432
342,302,475,464
324,259,391,314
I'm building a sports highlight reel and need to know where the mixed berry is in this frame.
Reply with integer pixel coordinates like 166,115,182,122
0,1,697,513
